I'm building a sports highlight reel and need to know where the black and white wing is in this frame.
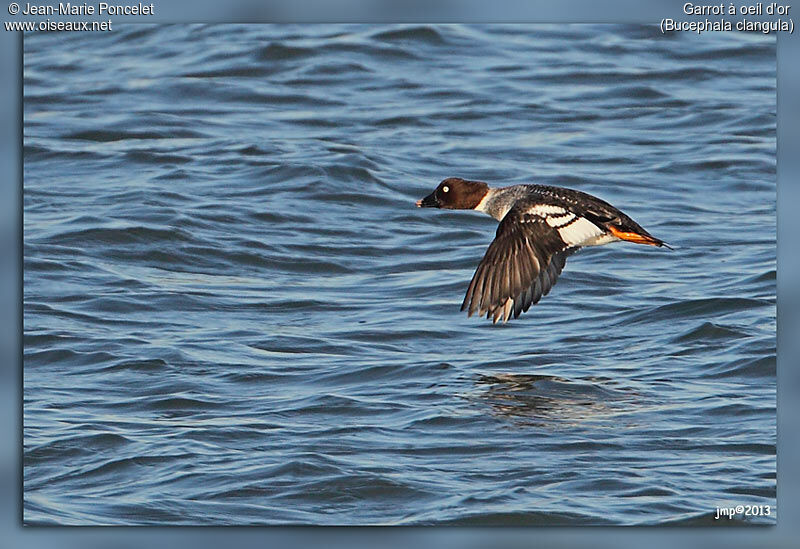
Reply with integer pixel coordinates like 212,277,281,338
461,201,605,323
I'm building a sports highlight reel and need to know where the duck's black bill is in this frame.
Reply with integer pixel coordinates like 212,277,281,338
416,192,439,208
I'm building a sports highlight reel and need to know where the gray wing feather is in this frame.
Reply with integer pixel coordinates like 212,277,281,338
461,202,577,323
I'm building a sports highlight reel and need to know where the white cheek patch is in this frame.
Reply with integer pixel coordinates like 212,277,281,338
557,216,605,246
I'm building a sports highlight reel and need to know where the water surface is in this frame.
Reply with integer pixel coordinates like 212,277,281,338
23,24,776,525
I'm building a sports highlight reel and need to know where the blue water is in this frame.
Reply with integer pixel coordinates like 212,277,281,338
23,24,776,525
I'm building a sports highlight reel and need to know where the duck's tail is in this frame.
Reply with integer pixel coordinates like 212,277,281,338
607,224,673,250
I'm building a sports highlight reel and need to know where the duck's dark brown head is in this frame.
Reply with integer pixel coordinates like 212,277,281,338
416,178,489,210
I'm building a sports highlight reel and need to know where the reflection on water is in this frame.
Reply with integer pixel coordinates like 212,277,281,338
473,373,641,427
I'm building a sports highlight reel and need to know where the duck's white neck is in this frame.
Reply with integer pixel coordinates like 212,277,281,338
473,186,528,221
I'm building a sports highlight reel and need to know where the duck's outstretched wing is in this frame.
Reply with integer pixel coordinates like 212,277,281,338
461,201,586,323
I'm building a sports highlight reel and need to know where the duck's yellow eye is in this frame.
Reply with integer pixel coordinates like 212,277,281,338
442,186,449,193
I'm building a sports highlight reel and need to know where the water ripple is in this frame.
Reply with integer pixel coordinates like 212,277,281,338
23,24,775,525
